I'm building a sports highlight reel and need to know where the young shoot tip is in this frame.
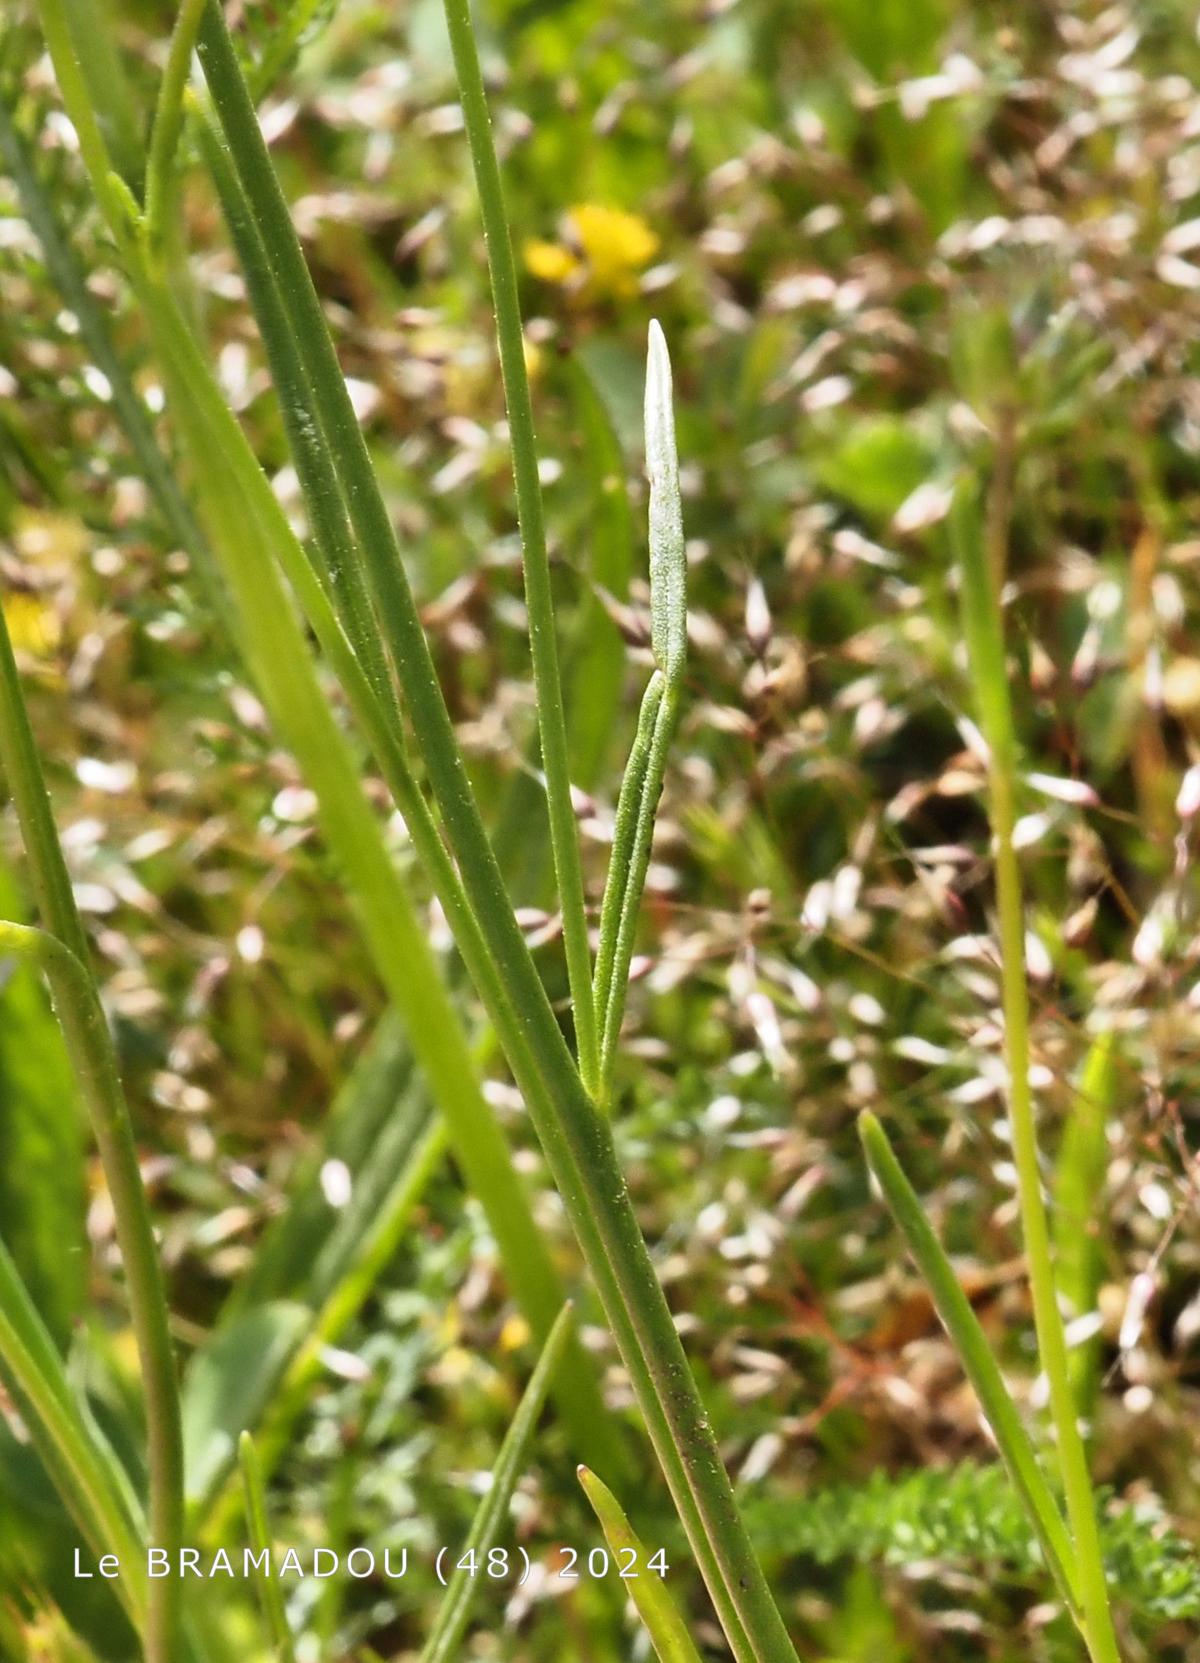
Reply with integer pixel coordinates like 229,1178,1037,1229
644,320,685,682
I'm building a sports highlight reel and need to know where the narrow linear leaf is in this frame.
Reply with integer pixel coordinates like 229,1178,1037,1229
0,1235,146,1630
646,319,686,683
951,485,1121,1663
578,1465,704,1663
0,864,85,1349
420,1304,574,1663
594,323,687,1099
565,356,635,790
1053,1033,1118,1418
858,1111,1082,1619
238,1432,297,1663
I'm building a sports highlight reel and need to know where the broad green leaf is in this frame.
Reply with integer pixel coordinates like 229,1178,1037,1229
814,416,935,522
226,1014,413,1317
181,1302,309,1512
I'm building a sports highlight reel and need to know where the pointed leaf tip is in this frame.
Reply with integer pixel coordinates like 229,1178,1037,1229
644,322,685,680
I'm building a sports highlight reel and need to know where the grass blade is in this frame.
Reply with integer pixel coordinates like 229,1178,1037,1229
1054,1033,1118,1422
858,1110,1082,1619
952,484,1121,1663
420,1304,574,1663
578,1465,704,1663
143,0,208,255
565,355,635,789
0,1235,146,1631
238,1432,297,1663
438,0,598,1092
0,585,185,1663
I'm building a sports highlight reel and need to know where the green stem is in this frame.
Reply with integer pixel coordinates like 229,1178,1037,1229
439,0,598,1092
0,917,183,1663
952,488,1121,1663
193,108,395,715
238,1432,297,1663
594,673,663,1048
595,676,681,1094
143,0,208,255
0,1235,147,1631
194,3,594,1125
858,1112,1081,1619
420,1304,574,1663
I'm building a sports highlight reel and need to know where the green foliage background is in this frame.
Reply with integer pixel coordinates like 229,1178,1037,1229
0,0,1198,1659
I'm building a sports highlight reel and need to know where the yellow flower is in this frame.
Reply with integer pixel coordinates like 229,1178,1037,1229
524,237,581,284
3,591,61,657
523,203,659,299
498,1313,532,1351
568,202,659,294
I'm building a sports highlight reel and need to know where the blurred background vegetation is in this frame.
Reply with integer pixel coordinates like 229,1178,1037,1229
0,0,1198,1658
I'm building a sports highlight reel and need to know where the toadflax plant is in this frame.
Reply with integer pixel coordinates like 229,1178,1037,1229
0,2,1143,1661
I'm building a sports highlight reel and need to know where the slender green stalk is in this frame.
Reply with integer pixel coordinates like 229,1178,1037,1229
438,0,598,1092
237,1433,297,1663
59,0,143,191
421,1305,574,1663
0,598,184,1663
858,1112,1081,1618
143,0,208,254
0,1235,147,1631
593,323,688,1098
193,108,395,714
578,1465,705,1663
1054,1034,1118,1421
29,0,132,233
952,487,1121,1663
171,152,789,1647
194,3,590,1118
